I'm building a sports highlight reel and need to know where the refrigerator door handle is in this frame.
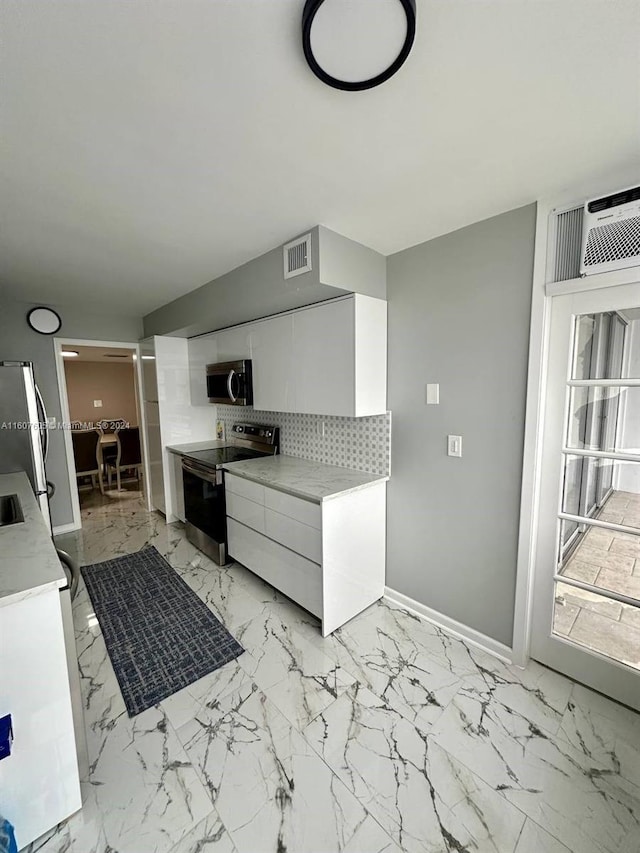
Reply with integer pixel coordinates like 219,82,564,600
35,383,49,461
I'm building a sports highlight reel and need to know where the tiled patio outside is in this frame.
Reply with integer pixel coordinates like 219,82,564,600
555,490,640,671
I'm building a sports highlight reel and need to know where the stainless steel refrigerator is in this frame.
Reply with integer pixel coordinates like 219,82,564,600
0,360,52,531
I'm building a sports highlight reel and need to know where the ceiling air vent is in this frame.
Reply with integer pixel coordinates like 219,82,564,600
283,233,312,279
580,185,640,276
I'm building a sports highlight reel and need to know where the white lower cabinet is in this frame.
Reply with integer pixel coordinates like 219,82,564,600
227,519,323,618
225,472,386,635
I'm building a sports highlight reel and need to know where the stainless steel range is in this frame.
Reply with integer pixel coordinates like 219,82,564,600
182,423,279,565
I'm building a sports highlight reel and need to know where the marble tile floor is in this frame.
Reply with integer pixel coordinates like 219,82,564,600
556,490,640,671
25,494,640,853
78,481,143,512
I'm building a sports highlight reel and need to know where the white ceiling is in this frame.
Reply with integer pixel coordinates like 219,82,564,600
1,0,639,316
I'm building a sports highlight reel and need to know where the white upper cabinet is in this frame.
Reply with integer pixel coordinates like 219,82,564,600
251,313,296,412
293,298,354,416
188,335,217,406
215,326,252,363
187,294,387,416
251,295,387,417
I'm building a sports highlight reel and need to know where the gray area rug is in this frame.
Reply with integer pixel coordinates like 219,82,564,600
81,545,244,716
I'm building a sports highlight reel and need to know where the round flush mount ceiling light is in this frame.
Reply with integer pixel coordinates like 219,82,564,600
302,0,416,92
26,306,62,335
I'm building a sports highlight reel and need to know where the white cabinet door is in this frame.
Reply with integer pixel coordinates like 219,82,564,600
251,314,296,412
0,590,81,850
293,299,355,416
188,335,217,406
215,326,252,362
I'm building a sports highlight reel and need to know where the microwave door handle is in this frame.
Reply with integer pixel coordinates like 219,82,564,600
227,369,238,403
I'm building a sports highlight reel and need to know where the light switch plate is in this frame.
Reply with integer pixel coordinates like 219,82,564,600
447,435,462,457
426,383,440,405
93,400,103,408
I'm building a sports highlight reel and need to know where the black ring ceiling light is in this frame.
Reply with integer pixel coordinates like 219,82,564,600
302,0,416,92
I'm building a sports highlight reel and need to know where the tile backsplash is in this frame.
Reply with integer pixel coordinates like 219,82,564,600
216,406,392,476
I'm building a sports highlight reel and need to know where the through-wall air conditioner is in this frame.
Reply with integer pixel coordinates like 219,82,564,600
580,185,640,276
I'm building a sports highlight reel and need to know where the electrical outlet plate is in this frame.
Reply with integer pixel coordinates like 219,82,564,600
93,400,102,408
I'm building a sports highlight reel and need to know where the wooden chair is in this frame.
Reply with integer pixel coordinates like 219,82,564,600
71,429,104,494
106,427,142,491
96,419,128,465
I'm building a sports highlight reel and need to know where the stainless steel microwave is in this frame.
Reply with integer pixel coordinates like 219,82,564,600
206,360,253,406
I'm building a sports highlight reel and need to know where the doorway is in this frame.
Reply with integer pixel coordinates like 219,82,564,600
54,338,151,529
530,282,640,710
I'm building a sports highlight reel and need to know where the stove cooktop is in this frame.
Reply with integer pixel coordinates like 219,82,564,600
185,446,270,469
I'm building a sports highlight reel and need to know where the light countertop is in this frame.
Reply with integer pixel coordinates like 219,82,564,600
223,454,388,502
0,471,66,608
166,440,226,457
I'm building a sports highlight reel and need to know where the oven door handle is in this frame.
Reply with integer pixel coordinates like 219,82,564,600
227,369,238,403
181,458,221,485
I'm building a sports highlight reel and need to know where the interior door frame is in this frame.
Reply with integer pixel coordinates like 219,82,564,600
512,173,640,669
53,337,153,532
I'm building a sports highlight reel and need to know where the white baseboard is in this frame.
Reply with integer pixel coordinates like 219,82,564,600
384,586,513,665
53,521,81,536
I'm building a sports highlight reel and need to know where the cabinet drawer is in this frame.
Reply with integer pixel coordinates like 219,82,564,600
224,473,265,504
227,519,322,618
264,509,322,563
263,487,321,530
226,492,265,534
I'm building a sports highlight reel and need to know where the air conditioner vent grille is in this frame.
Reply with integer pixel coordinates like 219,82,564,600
583,216,640,268
288,241,307,273
552,206,583,282
283,233,312,279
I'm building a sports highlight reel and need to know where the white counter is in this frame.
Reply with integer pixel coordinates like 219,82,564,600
166,440,226,455
223,454,388,502
0,471,66,608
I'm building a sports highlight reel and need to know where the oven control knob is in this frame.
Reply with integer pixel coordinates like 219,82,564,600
237,425,244,433
259,430,265,436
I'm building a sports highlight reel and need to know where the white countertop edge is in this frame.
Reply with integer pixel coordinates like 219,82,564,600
166,440,227,455
0,578,64,609
0,471,67,604
221,464,389,503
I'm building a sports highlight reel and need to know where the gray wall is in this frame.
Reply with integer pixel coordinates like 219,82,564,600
0,297,142,529
143,226,386,338
317,226,386,299
386,203,536,647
